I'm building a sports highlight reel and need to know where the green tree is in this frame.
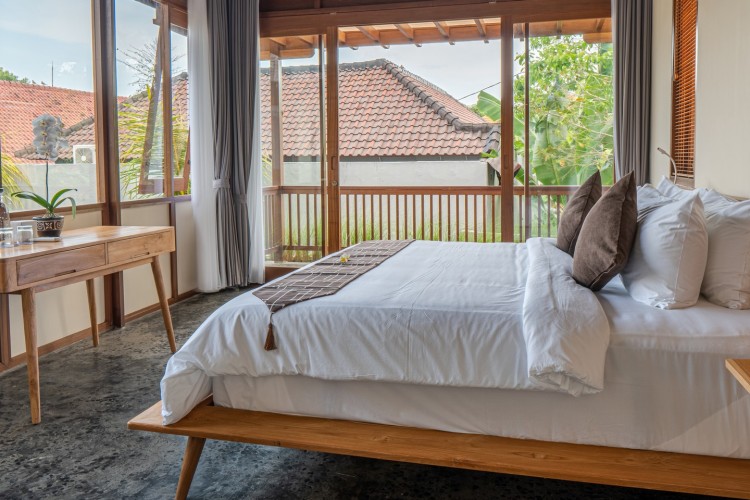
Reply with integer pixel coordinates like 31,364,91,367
516,36,613,186
474,36,614,187
0,67,30,83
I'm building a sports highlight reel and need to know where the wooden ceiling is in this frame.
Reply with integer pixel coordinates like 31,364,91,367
261,17,611,60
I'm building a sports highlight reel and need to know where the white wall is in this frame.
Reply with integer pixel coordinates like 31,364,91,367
651,0,750,196
283,160,489,187
693,0,750,196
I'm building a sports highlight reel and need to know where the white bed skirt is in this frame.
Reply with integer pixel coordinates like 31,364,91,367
212,344,750,459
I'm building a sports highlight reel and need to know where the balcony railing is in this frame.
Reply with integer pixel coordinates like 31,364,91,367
263,185,579,263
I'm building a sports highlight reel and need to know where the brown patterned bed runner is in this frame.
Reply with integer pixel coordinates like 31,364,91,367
254,239,415,351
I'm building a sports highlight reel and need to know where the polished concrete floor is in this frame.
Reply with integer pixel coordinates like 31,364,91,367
0,290,713,499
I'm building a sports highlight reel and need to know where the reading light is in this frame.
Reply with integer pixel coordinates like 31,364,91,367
657,147,678,181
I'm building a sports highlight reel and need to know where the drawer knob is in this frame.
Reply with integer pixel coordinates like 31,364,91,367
54,269,77,277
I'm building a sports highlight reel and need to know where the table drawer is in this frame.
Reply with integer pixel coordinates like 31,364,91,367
107,231,174,263
16,244,106,286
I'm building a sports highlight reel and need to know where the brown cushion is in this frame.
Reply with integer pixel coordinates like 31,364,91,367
556,171,602,255
572,172,638,291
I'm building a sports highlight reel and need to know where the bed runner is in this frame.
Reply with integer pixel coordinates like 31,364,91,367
254,239,414,351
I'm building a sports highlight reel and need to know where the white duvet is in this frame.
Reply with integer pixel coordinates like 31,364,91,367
161,238,610,424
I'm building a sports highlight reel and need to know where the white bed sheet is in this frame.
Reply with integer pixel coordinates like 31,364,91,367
162,241,542,423
212,277,750,458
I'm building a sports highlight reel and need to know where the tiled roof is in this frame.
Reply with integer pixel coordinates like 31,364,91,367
15,74,188,162
261,59,495,158
0,81,95,163
14,60,495,162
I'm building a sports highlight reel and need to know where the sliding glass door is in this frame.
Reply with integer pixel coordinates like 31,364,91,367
513,18,614,240
260,36,327,265
334,19,505,246
261,11,614,265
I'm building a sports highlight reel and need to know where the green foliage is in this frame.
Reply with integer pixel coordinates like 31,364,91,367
515,36,614,186
473,91,501,122
474,37,614,187
0,151,31,207
12,188,77,217
0,67,29,83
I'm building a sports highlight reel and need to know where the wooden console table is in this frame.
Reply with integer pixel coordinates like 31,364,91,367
0,225,177,424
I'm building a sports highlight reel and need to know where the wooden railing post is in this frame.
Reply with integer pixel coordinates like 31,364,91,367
266,185,580,259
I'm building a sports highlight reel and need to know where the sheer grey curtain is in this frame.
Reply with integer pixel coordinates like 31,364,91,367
612,0,653,185
206,0,264,287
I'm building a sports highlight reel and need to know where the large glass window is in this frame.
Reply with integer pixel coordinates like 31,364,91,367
170,22,189,195
514,18,614,240
0,0,97,210
115,0,166,200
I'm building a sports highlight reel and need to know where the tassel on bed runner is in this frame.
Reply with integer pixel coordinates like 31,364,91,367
254,240,415,352
264,323,276,351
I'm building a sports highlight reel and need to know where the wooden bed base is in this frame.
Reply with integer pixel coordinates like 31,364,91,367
129,400,750,499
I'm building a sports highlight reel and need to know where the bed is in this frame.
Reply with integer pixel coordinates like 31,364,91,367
129,238,750,498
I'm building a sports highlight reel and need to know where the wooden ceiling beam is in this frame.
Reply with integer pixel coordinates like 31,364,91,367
356,25,390,48
474,19,489,43
396,23,422,47
268,37,288,48
433,21,455,45
259,0,612,38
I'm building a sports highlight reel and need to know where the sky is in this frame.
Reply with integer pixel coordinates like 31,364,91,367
1,0,500,106
0,0,186,96
266,39,504,106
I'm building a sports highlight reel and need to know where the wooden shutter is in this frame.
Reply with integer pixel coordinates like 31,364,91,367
671,0,698,179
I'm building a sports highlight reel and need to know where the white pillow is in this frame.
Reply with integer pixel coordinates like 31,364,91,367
621,190,708,309
656,175,692,200
636,184,672,221
698,189,750,309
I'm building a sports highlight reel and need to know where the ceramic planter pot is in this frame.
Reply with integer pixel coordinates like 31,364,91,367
33,215,64,237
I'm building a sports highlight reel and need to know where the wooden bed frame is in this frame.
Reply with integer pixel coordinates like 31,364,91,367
129,398,750,500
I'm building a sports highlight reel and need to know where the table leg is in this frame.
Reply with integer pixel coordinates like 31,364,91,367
151,256,177,353
86,279,99,347
21,288,40,424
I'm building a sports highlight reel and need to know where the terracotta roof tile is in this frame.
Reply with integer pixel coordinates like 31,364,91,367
14,74,188,162
261,59,496,158
0,81,95,163
13,61,494,162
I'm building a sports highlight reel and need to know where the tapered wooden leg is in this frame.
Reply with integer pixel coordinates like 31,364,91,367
151,256,177,353
86,279,99,347
21,288,40,424
175,436,206,500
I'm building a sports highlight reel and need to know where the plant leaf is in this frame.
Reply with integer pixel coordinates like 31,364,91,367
53,196,76,218
11,191,51,210
49,188,77,208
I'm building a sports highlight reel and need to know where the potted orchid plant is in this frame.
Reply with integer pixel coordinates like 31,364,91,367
13,114,76,237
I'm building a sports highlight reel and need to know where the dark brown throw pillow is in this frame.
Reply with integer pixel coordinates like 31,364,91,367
556,171,602,255
572,172,638,291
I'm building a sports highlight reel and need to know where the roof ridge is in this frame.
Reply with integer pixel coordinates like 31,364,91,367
260,58,393,76
0,80,94,96
382,61,492,133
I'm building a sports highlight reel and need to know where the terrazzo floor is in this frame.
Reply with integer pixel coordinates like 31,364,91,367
0,289,717,499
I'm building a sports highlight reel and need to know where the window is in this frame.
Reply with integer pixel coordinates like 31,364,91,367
671,0,698,180
0,0,97,210
514,18,614,240
115,0,189,200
